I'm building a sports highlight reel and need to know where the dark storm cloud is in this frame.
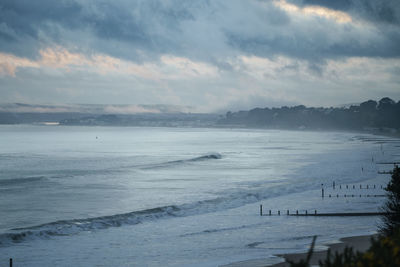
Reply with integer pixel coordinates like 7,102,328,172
297,0,400,25
353,0,400,25
0,0,198,60
300,0,352,10
0,0,82,36
227,0,400,61
0,0,400,64
0,0,82,58
82,1,193,48
226,23,400,62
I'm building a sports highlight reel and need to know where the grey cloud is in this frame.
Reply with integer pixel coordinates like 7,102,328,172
300,0,352,10
0,0,399,66
0,0,83,58
296,0,400,25
352,0,400,25
0,0,206,61
227,25,393,62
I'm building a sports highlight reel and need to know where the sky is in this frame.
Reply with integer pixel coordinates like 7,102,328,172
0,0,399,113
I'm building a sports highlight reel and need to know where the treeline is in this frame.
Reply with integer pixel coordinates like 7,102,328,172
219,97,400,132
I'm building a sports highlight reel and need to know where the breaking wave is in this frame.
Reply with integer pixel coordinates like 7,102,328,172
0,180,295,246
0,205,180,246
139,152,222,170
0,176,46,186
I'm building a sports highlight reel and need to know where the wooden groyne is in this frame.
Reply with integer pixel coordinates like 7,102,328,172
290,212,388,217
378,171,393,174
328,183,383,190
321,182,386,197
325,194,385,198
259,206,389,217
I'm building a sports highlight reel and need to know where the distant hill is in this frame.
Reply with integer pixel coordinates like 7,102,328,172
218,97,400,133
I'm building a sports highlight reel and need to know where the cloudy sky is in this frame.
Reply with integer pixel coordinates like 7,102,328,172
0,0,399,113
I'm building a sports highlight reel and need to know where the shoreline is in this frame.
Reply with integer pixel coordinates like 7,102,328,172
222,233,378,267
269,233,378,267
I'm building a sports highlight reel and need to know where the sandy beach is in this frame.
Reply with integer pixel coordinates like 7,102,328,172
222,234,377,267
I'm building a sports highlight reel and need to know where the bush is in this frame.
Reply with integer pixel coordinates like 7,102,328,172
319,233,400,267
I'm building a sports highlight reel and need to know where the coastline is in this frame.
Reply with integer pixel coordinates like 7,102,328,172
270,234,377,267
222,233,378,267
222,129,396,267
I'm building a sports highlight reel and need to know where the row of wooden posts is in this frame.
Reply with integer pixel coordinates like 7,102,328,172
330,182,383,190
259,205,317,216
259,205,388,217
322,183,384,198
324,194,385,198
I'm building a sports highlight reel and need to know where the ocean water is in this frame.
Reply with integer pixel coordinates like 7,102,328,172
0,125,398,266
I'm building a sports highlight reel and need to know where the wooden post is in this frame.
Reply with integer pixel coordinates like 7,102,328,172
353,185,355,189
296,210,298,215
260,205,263,216
322,188,324,198
315,210,317,215
305,210,308,215
278,210,280,215
360,184,362,189
269,210,271,216
346,185,348,189
10,258,12,267
340,185,342,189
333,181,335,189
374,185,376,189
367,185,369,189
287,210,289,215
329,194,331,197
337,194,339,198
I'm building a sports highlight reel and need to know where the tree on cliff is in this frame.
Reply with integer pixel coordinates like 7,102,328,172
381,165,400,236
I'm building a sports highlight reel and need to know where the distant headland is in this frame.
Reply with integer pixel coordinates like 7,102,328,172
218,97,400,134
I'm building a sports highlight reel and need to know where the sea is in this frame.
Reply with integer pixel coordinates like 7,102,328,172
0,125,398,266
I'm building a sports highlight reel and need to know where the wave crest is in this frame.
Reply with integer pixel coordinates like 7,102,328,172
140,153,222,170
